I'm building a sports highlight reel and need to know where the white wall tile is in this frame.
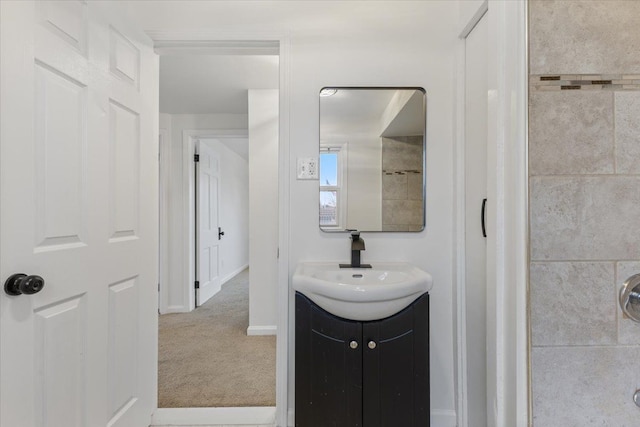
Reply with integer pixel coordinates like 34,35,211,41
530,177,640,261
616,262,640,345
532,346,640,427
530,0,640,74
530,262,616,346
615,92,640,173
529,91,614,175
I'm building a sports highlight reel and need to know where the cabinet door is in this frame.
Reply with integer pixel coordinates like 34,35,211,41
295,293,363,427
362,294,429,427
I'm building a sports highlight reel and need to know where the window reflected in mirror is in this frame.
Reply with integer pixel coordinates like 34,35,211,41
319,148,341,228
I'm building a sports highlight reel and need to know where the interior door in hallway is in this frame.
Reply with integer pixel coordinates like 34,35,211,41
0,1,159,426
196,141,221,307
464,11,489,427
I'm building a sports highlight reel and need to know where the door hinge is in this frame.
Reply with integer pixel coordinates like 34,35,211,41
277,247,280,259
194,280,200,289
194,154,200,162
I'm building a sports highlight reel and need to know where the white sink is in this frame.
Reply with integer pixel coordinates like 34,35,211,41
292,262,433,321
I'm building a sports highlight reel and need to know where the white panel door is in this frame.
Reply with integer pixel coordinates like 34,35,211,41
464,12,489,427
196,141,221,307
0,2,159,427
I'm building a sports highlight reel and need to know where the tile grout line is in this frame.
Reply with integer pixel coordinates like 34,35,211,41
531,344,640,350
613,91,618,174
615,263,621,345
530,173,640,178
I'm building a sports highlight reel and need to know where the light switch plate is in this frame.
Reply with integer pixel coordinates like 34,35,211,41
297,157,318,180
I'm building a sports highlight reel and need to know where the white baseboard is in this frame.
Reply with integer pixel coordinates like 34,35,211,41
247,325,277,336
221,263,249,285
198,281,222,306
431,409,457,427
151,407,276,426
161,305,190,314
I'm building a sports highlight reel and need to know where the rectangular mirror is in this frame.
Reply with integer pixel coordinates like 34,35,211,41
319,87,426,232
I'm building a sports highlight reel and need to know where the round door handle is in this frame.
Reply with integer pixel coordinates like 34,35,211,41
368,340,377,349
349,340,358,349
4,273,45,296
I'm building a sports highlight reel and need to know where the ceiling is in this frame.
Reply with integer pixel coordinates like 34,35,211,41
320,89,424,139
321,89,396,135
159,54,279,114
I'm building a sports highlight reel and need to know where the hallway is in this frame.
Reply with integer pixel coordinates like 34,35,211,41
158,269,276,408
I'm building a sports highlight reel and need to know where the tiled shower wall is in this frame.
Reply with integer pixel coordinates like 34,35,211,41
381,136,424,231
529,1,640,425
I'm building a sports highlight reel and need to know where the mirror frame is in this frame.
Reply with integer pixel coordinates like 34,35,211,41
318,86,427,233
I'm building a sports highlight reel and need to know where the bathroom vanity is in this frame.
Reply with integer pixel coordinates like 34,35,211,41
295,292,429,426
293,262,432,427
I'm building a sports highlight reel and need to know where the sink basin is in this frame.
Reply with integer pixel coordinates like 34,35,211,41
292,262,432,321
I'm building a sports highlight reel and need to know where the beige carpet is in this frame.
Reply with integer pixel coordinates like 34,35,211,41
158,268,276,408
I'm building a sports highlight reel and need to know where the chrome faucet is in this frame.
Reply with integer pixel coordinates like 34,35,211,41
340,230,372,269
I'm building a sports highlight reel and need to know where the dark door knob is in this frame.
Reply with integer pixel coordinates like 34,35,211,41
4,273,45,296
218,227,225,240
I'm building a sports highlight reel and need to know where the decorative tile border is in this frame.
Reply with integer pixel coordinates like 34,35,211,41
383,169,421,175
530,74,640,91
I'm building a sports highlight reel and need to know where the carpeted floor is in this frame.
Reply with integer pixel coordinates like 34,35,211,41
158,268,276,408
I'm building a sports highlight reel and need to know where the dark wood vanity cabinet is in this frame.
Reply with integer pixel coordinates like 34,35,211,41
295,292,430,427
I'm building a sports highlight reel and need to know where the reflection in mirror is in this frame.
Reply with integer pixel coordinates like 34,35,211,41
319,88,426,232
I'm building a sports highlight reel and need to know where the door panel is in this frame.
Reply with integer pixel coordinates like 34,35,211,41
0,2,158,427
295,293,363,427
34,62,87,250
362,294,429,427
196,141,221,306
37,0,87,53
108,277,139,422
109,100,140,241
110,26,140,87
464,12,489,427
34,294,87,427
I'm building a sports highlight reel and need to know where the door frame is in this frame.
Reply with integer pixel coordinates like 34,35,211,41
159,127,170,314
457,4,489,425
455,1,529,426
149,33,290,427
184,130,248,311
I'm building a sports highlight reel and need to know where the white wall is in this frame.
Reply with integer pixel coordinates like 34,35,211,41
159,113,172,314
345,135,382,230
159,112,172,130
248,90,279,334
458,0,486,34
165,113,247,312
285,6,457,424
122,2,458,424
200,137,249,281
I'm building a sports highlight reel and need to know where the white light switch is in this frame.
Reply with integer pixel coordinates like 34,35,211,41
297,157,318,180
